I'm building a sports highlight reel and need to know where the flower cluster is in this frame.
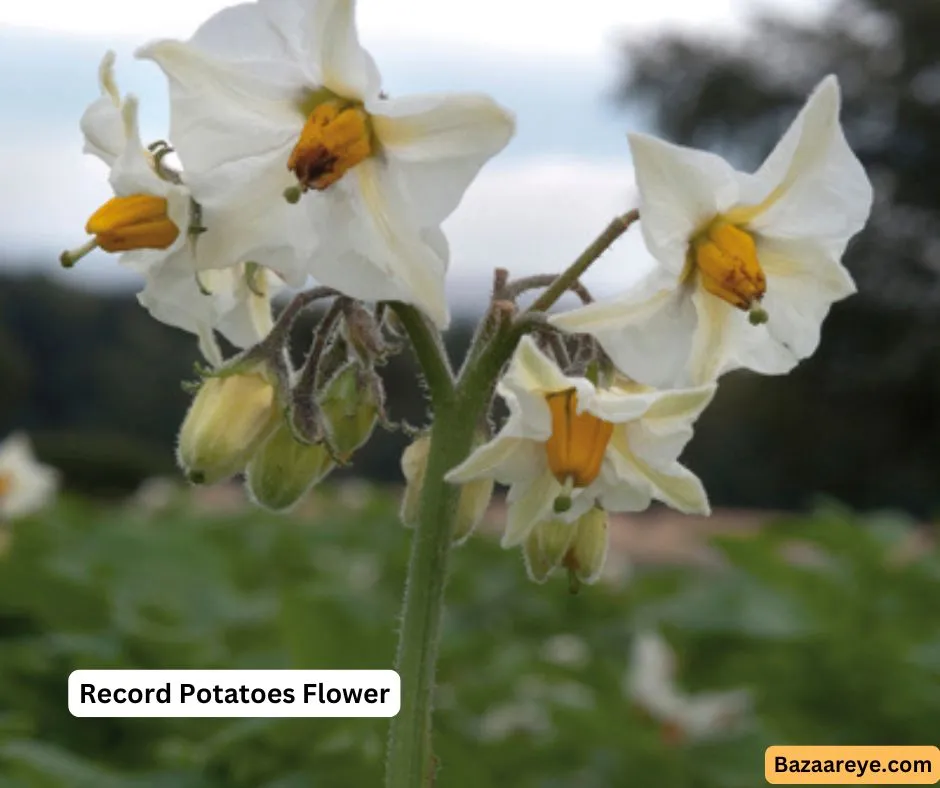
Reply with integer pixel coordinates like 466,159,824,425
63,0,872,585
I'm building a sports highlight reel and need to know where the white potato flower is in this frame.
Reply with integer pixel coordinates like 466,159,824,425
626,630,752,743
0,434,60,521
445,336,714,549
552,76,873,387
137,0,516,329
66,52,283,365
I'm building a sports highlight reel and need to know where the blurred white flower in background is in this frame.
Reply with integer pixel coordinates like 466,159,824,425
0,433,60,521
626,630,752,743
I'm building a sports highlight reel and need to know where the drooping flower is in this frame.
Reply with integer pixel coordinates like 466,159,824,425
445,336,714,548
0,433,60,521
626,630,751,743
552,76,873,387
64,52,284,365
137,0,516,328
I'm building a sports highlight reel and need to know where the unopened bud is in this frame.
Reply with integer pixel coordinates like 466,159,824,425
318,362,379,461
523,517,577,584
400,432,494,545
246,421,335,512
564,507,609,585
177,369,280,485
523,508,608,585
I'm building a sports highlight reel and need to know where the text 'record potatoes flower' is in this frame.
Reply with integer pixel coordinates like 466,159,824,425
65,52,282,367
627,630,752,743
0,434,60,521
137,0,516,329
445,336,715,552
551,75,874,387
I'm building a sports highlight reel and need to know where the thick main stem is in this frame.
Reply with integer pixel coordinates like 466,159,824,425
385,397,476,788
385,304,518,788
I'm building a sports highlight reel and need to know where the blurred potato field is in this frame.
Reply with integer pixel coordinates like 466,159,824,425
0,485,937,787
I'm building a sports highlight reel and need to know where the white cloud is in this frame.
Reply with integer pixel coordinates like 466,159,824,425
444,157,654,312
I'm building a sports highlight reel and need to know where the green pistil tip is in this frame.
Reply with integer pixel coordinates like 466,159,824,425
749,306,769,326
553,495,572,514
283,185,303,204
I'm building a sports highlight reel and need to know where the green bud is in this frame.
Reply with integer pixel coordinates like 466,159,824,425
400,431,494,545
564,507,609,585
399,435,430,529
177,369,281,485
318,362,379,461
246,421,335,512
522,517,577,584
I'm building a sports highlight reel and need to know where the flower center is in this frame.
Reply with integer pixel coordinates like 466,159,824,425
692,222,766,314
544,389,613,489
288,100,373,192
85,195,179,253
0,472,11,498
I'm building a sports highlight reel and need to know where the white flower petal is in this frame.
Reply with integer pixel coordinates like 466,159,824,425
136,256,274,352
188,1,291,61
371,93,514,225
494,386,553,442
503,470,560,548
746,76,873,245
552,273,697,389
80,51,125,166
446,436,543,486
136,39,304,173
301,0,380,100
729,235,856,370
638,459,709,516
214,269,276,347
187,145,310,285
347,158,450,327
502,335,572,396
608,428,709,515
108,97,168,198
621,384,716,469
687,286,735,385
628,132,741,274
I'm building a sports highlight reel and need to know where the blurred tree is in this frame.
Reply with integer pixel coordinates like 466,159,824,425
616,0,940,514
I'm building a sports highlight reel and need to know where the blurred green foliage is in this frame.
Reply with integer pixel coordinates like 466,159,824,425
0,494,937,786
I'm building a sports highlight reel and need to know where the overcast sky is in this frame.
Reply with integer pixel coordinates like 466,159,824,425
0,0,825,314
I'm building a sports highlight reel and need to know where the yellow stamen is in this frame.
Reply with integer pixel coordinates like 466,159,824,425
692,222,766,310
544,389,614,488
287,100,373,192
85,194,179,253
0,472,11,498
